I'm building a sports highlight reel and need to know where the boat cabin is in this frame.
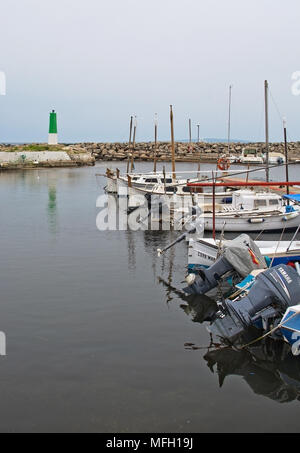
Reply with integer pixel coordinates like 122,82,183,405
128,173,173,187
231,190,282,211
239,147,264,164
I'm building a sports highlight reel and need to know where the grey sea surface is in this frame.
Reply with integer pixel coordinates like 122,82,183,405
0,161,300,433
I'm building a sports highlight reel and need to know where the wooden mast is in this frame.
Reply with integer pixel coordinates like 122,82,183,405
197,124,200,177
127,115,133,173
153,113,158,173
130,115,137,172
212,171,216,240
188,118,192,152
283,117,290,202
264,80,269,182
170,105,176,180
227,85,232,155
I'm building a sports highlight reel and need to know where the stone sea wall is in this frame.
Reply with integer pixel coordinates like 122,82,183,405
1,141,300,169
85,141,300,162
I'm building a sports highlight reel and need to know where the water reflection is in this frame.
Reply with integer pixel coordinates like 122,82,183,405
159,275,218,313
47,185,57,234
105,193,191,275
142,229,174,278
204,341,300,404
126,230,136,270
159,277,300,404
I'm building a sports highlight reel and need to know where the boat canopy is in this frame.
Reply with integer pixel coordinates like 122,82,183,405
222,233,266,277
283,194,300,203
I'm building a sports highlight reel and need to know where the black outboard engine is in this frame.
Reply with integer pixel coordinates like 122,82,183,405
211,264,300,342
183,256,234,295
184,233,266,295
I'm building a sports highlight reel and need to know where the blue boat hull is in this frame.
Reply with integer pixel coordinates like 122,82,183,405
188,253,300,272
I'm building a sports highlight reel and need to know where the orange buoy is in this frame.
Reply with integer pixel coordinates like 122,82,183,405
217,156,230,171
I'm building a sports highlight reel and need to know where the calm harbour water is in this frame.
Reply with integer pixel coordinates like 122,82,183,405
0,161,300,433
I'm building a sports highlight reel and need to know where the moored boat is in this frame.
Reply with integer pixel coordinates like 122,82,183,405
263,151,286,165
237,147,264,165
179,189,300,233
185,262,300,355
280,305,300,355
188,235,300,270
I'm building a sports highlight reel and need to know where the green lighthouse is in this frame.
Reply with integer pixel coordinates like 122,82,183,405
48,110,58,145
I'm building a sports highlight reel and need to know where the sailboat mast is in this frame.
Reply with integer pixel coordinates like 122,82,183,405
283,117,290,201
170,105,176,180
264,80,269,182
127,115,133,173
188,118,192,152
227,85,232,154
130,115,137,172
154,113,158,173
212,171,216,240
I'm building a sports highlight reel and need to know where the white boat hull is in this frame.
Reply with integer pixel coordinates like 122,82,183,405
127,185,232,204
202,210,300,232
188,237,300,269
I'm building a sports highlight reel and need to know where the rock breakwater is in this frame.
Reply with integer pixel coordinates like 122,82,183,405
1,141,300,169
86,141,300,162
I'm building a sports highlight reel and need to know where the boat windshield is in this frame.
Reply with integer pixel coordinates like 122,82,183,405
254,199,267,208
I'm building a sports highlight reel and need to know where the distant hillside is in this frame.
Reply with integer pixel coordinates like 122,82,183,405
205,137,251,143
178,138,251,143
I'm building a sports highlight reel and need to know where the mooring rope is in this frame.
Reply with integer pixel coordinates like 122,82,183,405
239,309,300,350
269,226,286,268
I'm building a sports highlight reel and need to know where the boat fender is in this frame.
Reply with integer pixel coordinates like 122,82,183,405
292,341,300,356
185,274,196,286
285,205,296,213
264,256,271,267
248,218,264,224
283,212,299,221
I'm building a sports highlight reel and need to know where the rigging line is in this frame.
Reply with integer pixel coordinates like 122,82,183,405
257,96,265,143
269,88,284,123
239,309,300,350
269,225,286,268
254,227,267,241
269,90,294,143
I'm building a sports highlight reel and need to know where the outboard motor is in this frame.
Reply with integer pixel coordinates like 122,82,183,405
183,256,234,295
184,233,266,295
211,264,300,342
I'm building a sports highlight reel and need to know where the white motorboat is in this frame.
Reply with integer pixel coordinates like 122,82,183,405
188,236,300,270
263,151,286,165
196,190,300,232
129,188,299,231
236,147,264,165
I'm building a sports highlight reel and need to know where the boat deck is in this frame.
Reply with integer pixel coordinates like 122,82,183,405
221,176,300,196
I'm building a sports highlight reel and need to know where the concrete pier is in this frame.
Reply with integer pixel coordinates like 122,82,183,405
0,145,95,170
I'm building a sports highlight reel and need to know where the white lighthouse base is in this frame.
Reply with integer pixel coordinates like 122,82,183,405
48,133,58,145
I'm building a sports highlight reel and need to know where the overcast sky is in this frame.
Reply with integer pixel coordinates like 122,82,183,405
1,0,300,143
